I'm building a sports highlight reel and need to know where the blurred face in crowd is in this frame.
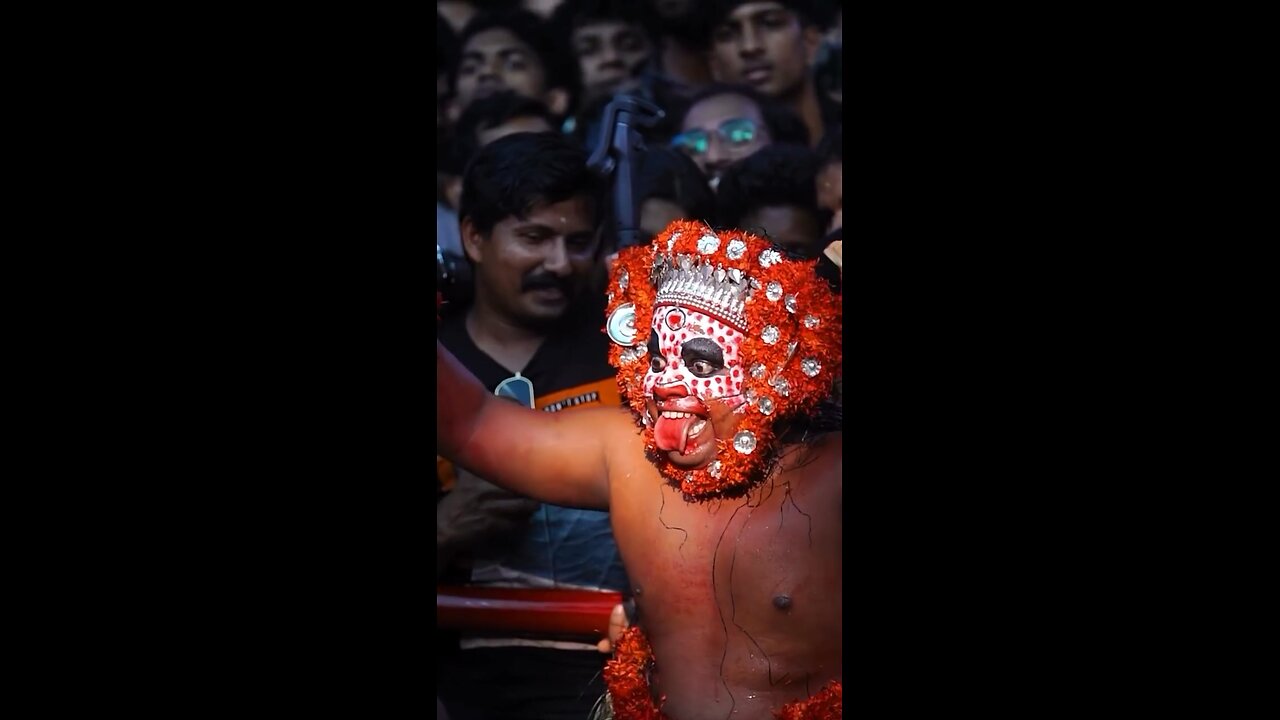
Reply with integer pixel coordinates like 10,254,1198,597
476,117,556,148
708,2,820,99
740,204,823,258
676,92,772,188
572,20,652,103
522,0,566,18
454,28,566,120
639,197,686,244
462,195,600,325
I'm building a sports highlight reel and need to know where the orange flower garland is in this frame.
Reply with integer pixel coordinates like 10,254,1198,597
604,220,843,498
603,626,842,719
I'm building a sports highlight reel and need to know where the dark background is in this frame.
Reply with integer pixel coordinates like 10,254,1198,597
62,5,1194,716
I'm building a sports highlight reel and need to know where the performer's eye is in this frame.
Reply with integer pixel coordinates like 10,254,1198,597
681,338,724,377
650,355,666,372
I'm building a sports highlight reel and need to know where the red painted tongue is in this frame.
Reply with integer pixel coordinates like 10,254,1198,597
654,415,697,452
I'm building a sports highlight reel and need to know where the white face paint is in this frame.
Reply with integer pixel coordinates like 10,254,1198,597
642,304,752,467
644,305,747,401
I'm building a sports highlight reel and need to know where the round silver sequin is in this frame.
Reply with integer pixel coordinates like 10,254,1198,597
770,376,791,397
750,363,766,379
632,343,647,357
804,314,820,329
618,269,629,291
733,430,757,454
708,460,722,478
761,325,780,344
726,238,747,260
801,358,821,377
744,387,757,403
766,281,783,302
698,234,720,254
784,294,797,313
758,396,775,415
606,303,637,346
759,249,781,267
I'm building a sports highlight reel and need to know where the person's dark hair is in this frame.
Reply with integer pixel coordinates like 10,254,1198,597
679,83,810,147
451,8,580,113
459,132,604,237
454,91,556,165
549,0,653,35
640,0,711,48
699,0,824,37
635,147,715,223
438,14,459,77
715,143,828,230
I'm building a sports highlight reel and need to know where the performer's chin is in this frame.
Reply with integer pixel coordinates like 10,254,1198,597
648,401,718,468
665,422,718,468
648,395,746,469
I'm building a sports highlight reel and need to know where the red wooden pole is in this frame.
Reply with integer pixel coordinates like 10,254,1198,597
436,586,623,638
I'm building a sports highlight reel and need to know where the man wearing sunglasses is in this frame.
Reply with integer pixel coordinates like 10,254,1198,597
437,221,844,719
671,83,809,191
703,0,841,152
436,132,630,720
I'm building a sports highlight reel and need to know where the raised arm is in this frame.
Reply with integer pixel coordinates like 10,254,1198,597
437,340,625,510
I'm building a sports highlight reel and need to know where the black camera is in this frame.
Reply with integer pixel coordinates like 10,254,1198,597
436,243,473,311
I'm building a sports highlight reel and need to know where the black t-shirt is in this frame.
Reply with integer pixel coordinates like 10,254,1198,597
437,310,615,403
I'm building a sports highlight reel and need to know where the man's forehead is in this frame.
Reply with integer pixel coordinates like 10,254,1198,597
722,1,793,24
508,196,596,231
684,94,764,130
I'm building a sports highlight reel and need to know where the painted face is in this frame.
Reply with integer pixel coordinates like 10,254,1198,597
643,305,747,468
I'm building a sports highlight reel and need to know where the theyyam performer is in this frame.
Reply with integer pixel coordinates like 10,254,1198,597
437,220,843,719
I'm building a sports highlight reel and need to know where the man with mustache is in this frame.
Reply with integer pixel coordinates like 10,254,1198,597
436,131,629,720
437,220,843,719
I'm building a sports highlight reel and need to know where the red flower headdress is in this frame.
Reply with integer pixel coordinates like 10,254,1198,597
603,220,842,498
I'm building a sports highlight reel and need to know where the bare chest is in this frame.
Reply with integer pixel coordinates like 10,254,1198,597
608,447,842,701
